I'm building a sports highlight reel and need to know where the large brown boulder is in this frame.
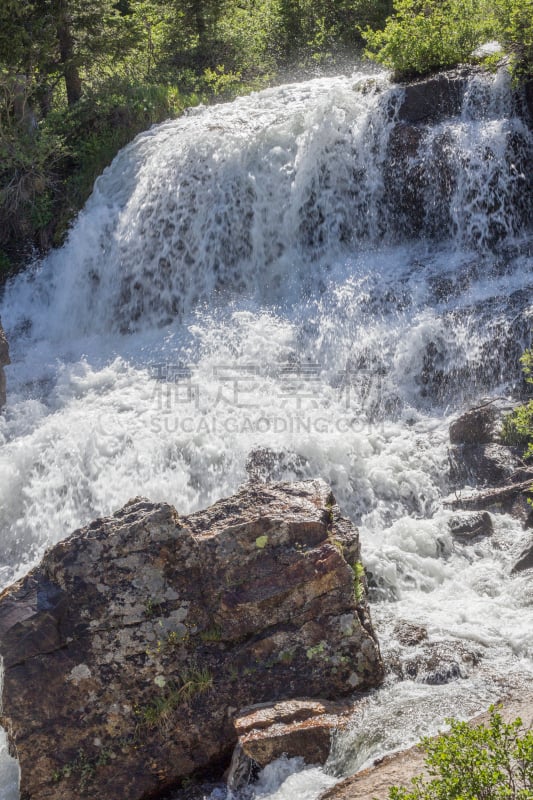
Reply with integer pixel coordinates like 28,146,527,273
0,480,383,800
0,319,9,409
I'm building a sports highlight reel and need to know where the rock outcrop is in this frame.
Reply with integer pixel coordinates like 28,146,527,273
228,698,352,788
0,320,9,409
449,399,513,445
0,480,383,800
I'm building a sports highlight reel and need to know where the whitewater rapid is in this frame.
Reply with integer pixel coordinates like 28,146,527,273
0,69,532,799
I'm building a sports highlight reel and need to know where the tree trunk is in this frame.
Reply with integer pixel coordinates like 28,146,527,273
55,1,82,106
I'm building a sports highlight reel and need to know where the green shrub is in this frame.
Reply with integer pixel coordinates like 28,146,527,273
502,400,533,450
494,0,533,77
502,347,533,455
362,0,497,79
388,707,533,800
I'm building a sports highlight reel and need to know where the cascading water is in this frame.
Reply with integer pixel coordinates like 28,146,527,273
1,68,533,799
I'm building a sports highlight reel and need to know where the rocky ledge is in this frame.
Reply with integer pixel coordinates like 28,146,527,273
0,479,383,800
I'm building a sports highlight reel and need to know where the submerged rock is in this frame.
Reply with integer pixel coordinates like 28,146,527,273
0,320,9,409
0,480,383,800
393,621,428,647
444,477,533,522
402,640,482,685
448,511,493,541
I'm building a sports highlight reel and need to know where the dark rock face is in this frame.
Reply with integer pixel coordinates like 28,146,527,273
449,399,516,445
525,79,533,127
449,399,526,488
449,443,523,487
448,511,493,541
0,320,10,409
0,480,383,800
397,72,467,124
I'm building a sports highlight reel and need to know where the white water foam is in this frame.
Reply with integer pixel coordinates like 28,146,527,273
1,69,533,799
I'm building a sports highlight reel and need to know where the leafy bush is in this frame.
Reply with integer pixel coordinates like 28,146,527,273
502,347,533,454
362,0,497,79
502,401,533,450
0,77,193,254
388,707,533,800
0,78,67,255
494,0,533,77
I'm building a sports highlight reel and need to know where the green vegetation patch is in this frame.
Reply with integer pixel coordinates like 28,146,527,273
361,0,533,80
502,348,533,458
387,706,533,800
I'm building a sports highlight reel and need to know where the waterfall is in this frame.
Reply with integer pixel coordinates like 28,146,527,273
0,68,532,799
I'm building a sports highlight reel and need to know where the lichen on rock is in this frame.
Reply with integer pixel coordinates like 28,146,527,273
0,479,383,800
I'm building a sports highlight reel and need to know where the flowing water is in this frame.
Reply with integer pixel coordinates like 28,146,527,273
1,68,533,799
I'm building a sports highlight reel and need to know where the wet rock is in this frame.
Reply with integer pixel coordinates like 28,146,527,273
444,477,533,522
398,72,468,124
393,621,428,647
511,539,533,573
0,320,10,409
383,124,426,238
229,698,351,783
402,640,482,685
0,480,383,800
245,448,310,483
448,511,493,541
449,443,523,487
383,126,456,242
449,398,519,445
